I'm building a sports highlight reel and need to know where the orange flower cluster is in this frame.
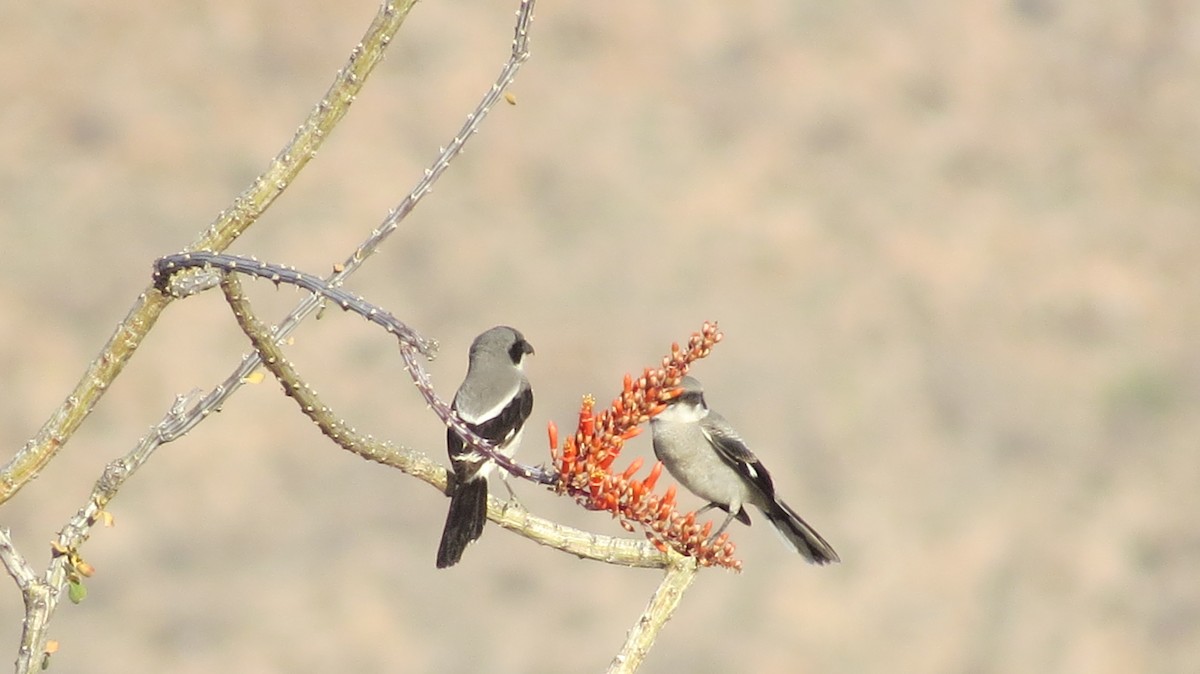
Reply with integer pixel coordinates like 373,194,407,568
548,322,741,571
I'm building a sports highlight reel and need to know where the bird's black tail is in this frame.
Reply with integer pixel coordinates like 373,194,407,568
764,499,840,565
436,476,489,569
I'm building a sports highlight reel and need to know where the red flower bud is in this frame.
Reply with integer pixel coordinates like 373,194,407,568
620,457,644,480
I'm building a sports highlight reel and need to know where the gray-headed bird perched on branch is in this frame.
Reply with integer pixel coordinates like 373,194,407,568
436,326,535,569
650,376,839,565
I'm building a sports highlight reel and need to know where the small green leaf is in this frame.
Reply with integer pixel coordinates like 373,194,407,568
67,580,87,604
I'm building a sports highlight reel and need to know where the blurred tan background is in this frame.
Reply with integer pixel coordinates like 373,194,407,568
2,1,1198,672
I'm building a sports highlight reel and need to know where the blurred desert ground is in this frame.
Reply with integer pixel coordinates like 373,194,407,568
1,0,1198,672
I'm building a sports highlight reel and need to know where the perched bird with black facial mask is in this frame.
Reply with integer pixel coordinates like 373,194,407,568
436,326,535,569
651,376,839,564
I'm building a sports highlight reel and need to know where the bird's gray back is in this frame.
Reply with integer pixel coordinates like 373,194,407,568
453,361,525,421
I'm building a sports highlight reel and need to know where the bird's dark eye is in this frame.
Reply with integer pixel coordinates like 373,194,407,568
508,339,533,363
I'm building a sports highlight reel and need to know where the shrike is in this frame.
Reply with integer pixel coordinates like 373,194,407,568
436,326,535,569
651,376,839,564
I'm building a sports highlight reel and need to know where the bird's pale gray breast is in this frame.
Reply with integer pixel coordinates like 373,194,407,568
652,419,754,510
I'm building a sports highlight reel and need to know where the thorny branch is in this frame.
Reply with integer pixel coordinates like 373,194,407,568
608,550,699,674
153,252,555,484
152,252,439,357
216,272,662,565
122,0,541,463
0,0,423,506
1,392,205,673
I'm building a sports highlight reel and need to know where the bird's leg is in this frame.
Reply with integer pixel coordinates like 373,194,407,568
706,510,738,544
499,473,524,510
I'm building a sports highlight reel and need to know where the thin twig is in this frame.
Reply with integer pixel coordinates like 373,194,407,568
0,529,36,591
0,0,421,505
153,251,438,358
218,273,664,566
0,528,51,673
1,392,204,673
607,551,699,674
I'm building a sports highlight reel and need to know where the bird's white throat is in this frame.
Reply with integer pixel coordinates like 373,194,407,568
653,401,708,424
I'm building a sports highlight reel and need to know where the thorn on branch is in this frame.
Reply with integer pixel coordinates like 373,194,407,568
152,251,438,358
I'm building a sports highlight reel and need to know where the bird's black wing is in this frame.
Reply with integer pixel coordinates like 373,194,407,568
447,382,533,482
699,411,778,501
469,382,533,445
